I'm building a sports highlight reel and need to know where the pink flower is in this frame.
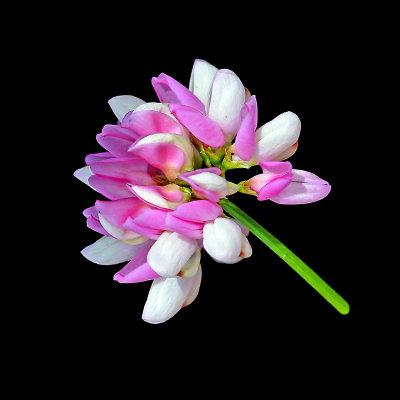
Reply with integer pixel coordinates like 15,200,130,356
247,161,331,204
74,59,332,323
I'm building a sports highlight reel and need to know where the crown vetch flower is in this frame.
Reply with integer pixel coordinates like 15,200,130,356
74,59,349,323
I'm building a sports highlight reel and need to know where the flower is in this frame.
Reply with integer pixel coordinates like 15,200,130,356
244,161,331,204
74,58,334,323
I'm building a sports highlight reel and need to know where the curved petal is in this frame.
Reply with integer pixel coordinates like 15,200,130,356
86,215,111,236
89,157,154,184
170,200,223,223
121,110,184,137
151,73,205,113
113,248,160,283
271,170,331,204
84,152,113,165
253,111,301,162
178,249,201,278
189,59,218,105
129,133,194,180
165,214,204,239
169,104,225,148
235,95,258,161
81,236,152,265
206,69,245,141
88,175,135,200
108,95,146,122
73,166,94,189
127,184,190,210
182,266,202,307
96,134,136,158
147,231,198,277
257,174,293,201
142,274,197,324
95,198,149,228
202,218,243,263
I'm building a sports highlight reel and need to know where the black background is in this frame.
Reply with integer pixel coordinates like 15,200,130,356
32,6,388,373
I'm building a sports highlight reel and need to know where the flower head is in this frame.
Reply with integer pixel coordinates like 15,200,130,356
74,58,333,323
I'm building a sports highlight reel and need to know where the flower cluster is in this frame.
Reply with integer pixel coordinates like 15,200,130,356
74,59,331,323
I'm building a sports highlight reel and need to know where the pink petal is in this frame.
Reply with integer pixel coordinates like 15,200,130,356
121,110,184,137
165,214,204,239
170,200,223,223
85,152,113,165
169,104,225,148
259,161,293,175
123,209,170,239
102,123,139,141
90,157,154,184
271,170,331,204
95,198,150,228
113,248,160,283
87,215,111,236
257,174,293,201
96,134,136,158
129,141,186,180
235,95,258,161
88,175,135,200
151,73,205,114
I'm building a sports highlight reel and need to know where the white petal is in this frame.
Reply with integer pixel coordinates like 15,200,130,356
203,218,242,263
189,59,218,105
253,112,300,162
179,248,201,278
142,275,196,324
190,172,229,196
81,236,153,265
108,95,146,122
147,231,198,277
206,69,245,141
183,266,202,307
73,166,97,191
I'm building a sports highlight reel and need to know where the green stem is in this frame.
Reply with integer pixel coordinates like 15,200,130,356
219,198,350,315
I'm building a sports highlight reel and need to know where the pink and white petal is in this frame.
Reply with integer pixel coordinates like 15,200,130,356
121,110,184,137
98,212,145,241
271,171,331,205
142,274,197,324
73,166,95,189
165,214,204,239
253,112,301,162
127,184,188,210
206,69,245,141
151,73,205,114
113,248,160,283
169,104,225,148
147,231,198,277
85,152,113,165
203,218,243,263
129,142,185,181
182,266,202,307
235,95,258,161
257,174,293,201
189,59,218,105
88,175,134,200
170,200,223,223
87,215,111,236
108,95,146,122
81,235,152,265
